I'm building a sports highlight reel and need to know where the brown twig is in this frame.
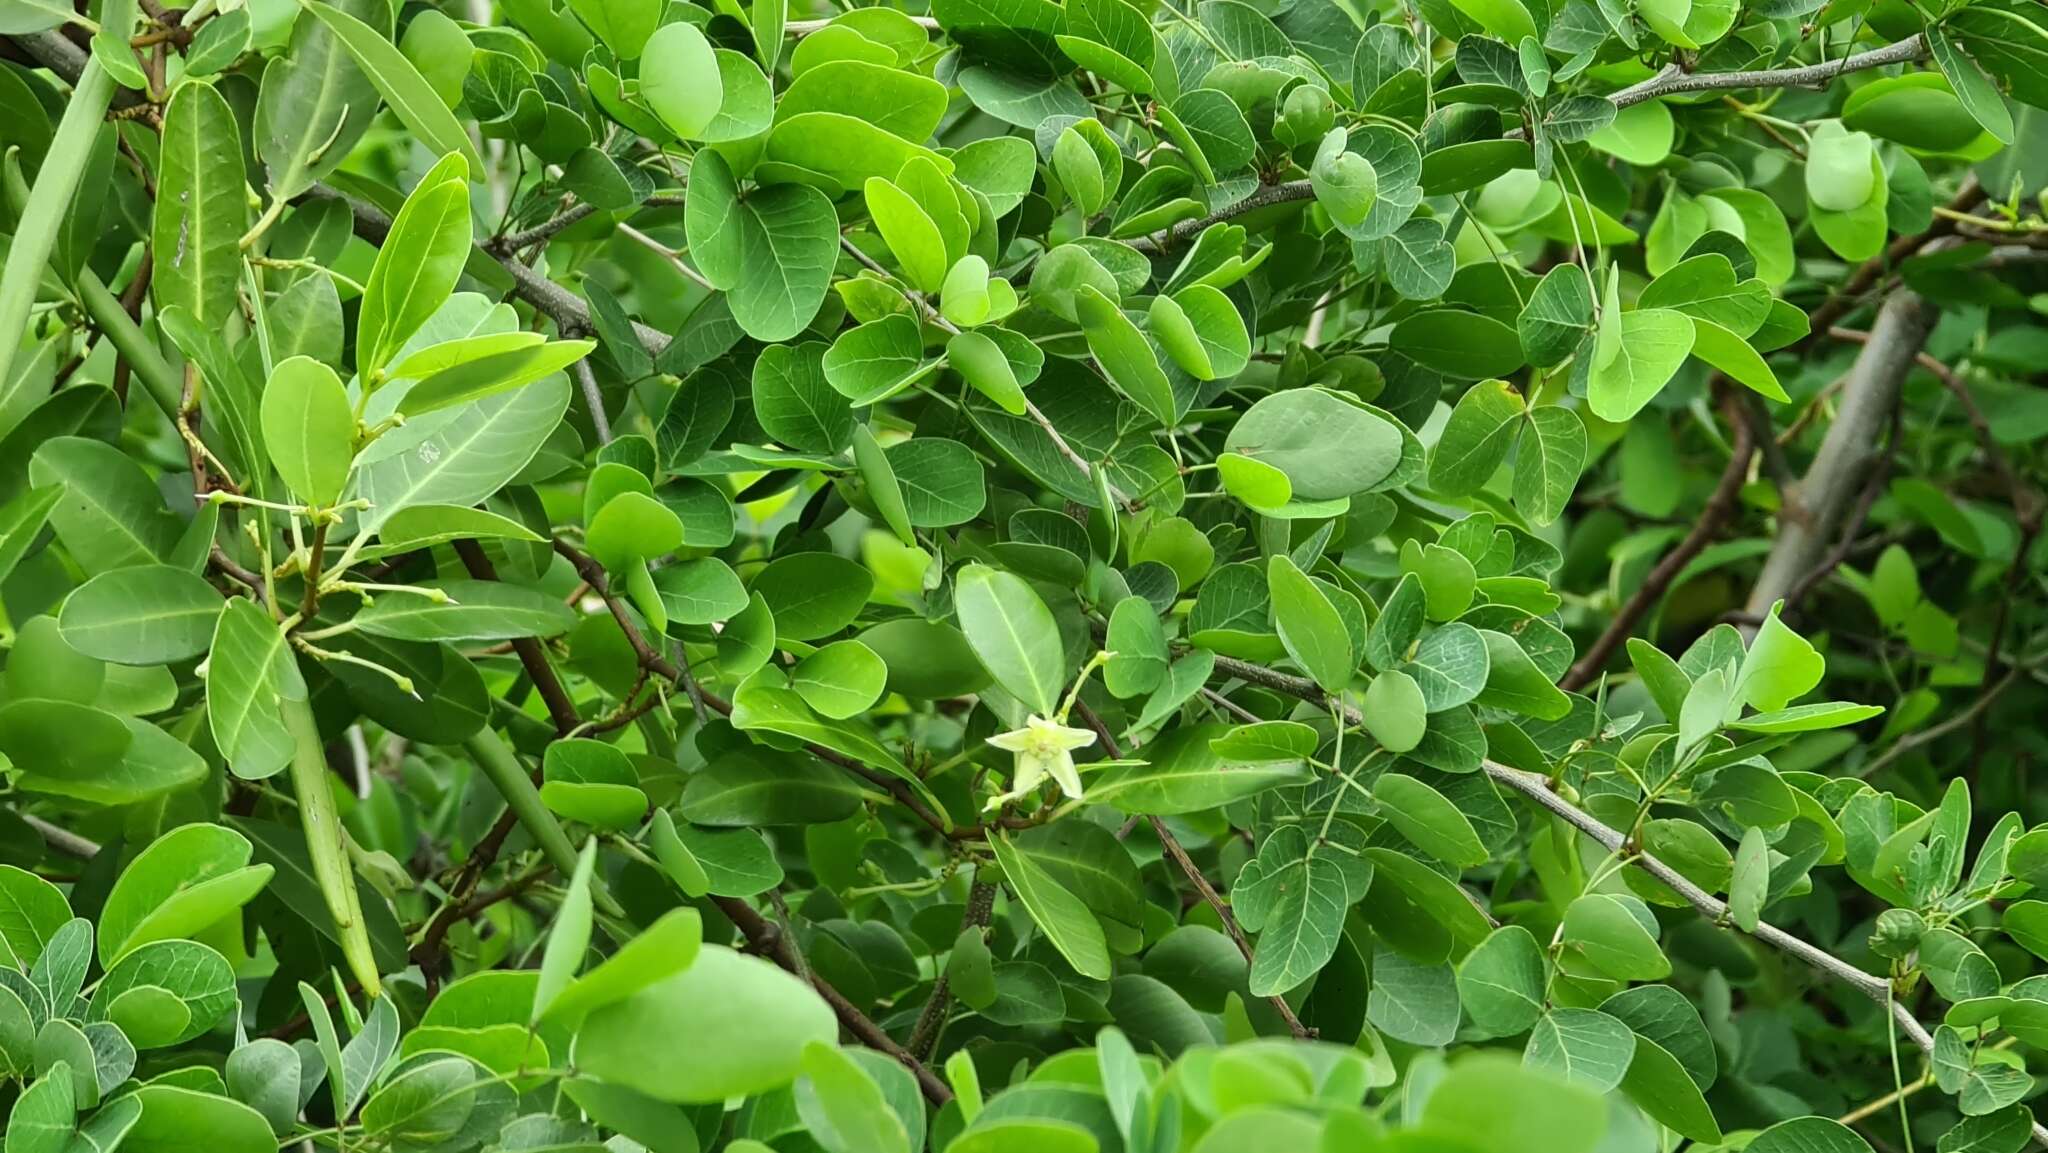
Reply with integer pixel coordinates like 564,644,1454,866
108,246,152,406
906,876,996,1060
552,538,981,839
454,539,582,735
1073,700,1313,1039
1561,396,1755,690
716,894,953,1105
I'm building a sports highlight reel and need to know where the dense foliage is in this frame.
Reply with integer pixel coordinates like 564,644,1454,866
3,0,2048,1147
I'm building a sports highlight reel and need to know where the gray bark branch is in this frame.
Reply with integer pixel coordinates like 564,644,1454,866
1745,290,1936,622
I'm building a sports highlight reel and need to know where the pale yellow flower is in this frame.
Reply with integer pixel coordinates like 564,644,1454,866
984,714,1098,810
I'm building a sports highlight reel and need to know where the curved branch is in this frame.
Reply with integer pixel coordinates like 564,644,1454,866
1129,180,1314,253
1561,392,1755,691
1612,35,1928,108
1202,650,2048,1150
1746,290,1936,620
717,893,954,1105
1073,700,1314,1039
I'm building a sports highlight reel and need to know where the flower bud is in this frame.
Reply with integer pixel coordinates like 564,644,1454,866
1869,908,1925,960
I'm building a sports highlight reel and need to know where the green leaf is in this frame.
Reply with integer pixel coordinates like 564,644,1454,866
121,1084,274,1153
57,565,220,664
1747,1118,1874,1153
989,831,1112,979
1104,596,1170,699
755,342,855,454
1087,724,1310,814
885,438,985,528
0,865,71,971
1148,285,1248,382
1376,771,1486,865
260,356,355,507
1727,702,1885,732
1691,317,1788,403
29,437,181,575
255,0,381,201
1268,554,1353,693
1729,824,1768,931
1514,406,1587,526
948,330,1027,414
1619,1035,1724,1143
395,338,595,417
1075,285,1175,427
371,503,546,552
1930,25,2015,145
1518,265,1595,367
567,0,657,58
1561,894,1670,980
1457,926,1547,1038
1310,128,1378,230
1588,99,1675,165
98,823,273,967
89,940,238,1048
1737,604,1824,712
752,552,874,641
680,745,872,826
651,558,750,626
1419,1056,1607,1153
1246,853,1347,997
1429,379,1524,495
573,942,836,1104
792,641,889,720
152,81,245,329
1224,392,1403,502
354,155,472,379
1361,668,1426,752
303,1,482,174
865,176,951,293
206,597,303,781
354,371,571,537
955,564,1066,715
533,838,597,1025
1588,304,1696,423
353,580,577,642
1390,310,1527,380
1525,1007,1635,1092
824,315,938,406
684,150,838,342
800,1043,913,1153
1806,120,1877,212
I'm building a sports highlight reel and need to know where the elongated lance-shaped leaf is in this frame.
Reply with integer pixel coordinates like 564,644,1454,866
0,58,114,391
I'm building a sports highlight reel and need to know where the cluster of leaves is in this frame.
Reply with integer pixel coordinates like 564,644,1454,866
4,0,2048,1147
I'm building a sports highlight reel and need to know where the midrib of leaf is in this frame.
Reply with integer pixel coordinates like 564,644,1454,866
357,380,563,535
170,91,221,324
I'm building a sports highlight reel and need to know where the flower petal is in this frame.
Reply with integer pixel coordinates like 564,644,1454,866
1043,750,1085,801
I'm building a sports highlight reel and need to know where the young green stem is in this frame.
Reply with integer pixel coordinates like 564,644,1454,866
463,728,625,918
281,694,382,997
0,58,117,390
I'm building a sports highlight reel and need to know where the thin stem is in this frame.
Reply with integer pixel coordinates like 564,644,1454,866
281,695,381,996
463,728,583,884
1609,35,1927,108
1561,391,1753,690
1072,700,1313,1039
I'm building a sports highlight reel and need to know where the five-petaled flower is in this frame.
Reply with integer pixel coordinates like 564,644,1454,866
984,714,1097,811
